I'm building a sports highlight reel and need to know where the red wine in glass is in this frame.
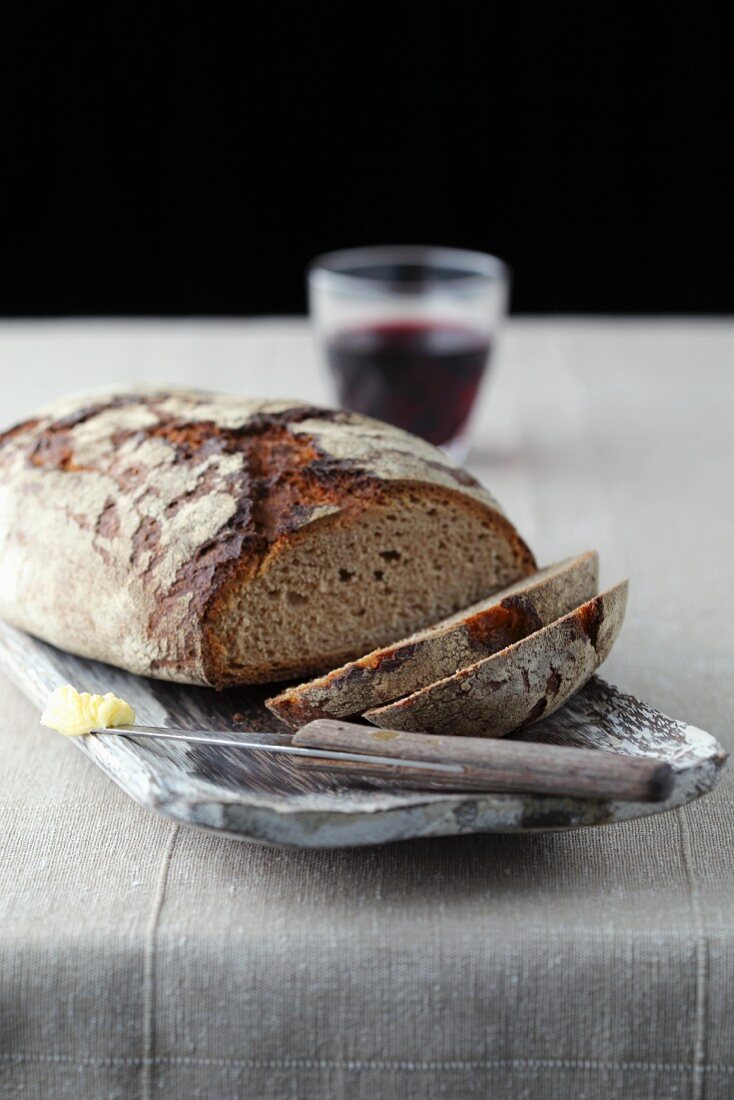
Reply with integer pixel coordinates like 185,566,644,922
326,320,490,448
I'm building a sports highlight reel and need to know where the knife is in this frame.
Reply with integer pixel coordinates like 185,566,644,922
93,722,464,778
92,720,674,802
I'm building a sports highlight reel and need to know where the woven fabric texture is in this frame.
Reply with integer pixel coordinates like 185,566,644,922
1,320,732,1100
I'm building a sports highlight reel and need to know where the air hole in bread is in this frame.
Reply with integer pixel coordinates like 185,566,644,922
338,568,354,582
379,550,401,563
287,591,308,606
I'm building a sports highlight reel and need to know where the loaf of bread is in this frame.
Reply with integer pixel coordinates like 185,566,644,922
0,389,535,686
267,551,599,727
364,582,628,738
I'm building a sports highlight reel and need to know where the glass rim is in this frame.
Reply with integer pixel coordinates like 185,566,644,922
308,245,509,297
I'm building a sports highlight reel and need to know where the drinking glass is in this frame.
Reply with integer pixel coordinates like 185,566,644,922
308,245,509,463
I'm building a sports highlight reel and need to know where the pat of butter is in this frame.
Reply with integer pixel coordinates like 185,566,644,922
40,684,135,737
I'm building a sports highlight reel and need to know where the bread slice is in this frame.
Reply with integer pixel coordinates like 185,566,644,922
364,581,628,738
0,389,535,686
267,551,598,728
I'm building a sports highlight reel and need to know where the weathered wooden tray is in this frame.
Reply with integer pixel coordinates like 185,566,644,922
0,620,726,848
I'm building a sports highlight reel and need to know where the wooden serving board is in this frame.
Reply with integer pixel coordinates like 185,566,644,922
0,619,727,848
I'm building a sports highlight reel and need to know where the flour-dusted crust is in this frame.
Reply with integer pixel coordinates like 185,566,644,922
0,389,535,686
365,582,628,738
267,552,599,727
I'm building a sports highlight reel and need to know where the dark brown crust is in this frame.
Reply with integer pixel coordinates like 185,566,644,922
578,596,604,650
463,597,543,651
0,400,533,593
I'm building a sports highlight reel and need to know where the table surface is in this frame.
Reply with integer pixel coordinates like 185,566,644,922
1,318,732,1100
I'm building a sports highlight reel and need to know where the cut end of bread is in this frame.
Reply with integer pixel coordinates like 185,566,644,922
205,484,535,688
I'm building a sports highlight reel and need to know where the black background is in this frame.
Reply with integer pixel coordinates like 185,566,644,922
2,4,731,316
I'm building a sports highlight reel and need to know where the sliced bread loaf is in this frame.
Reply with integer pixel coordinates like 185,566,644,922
364,581,628,738
267,551,598,728
0,389,535,686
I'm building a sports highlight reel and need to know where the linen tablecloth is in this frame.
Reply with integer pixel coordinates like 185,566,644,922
1,319,732,1100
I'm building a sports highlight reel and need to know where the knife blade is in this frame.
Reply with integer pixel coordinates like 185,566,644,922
92,723,465,777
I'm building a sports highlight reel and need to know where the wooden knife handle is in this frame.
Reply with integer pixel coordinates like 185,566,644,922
292,720,674,803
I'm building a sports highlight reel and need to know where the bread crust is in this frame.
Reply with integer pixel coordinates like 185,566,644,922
267,551,599,726
364,582,628,738
0,389,535,685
